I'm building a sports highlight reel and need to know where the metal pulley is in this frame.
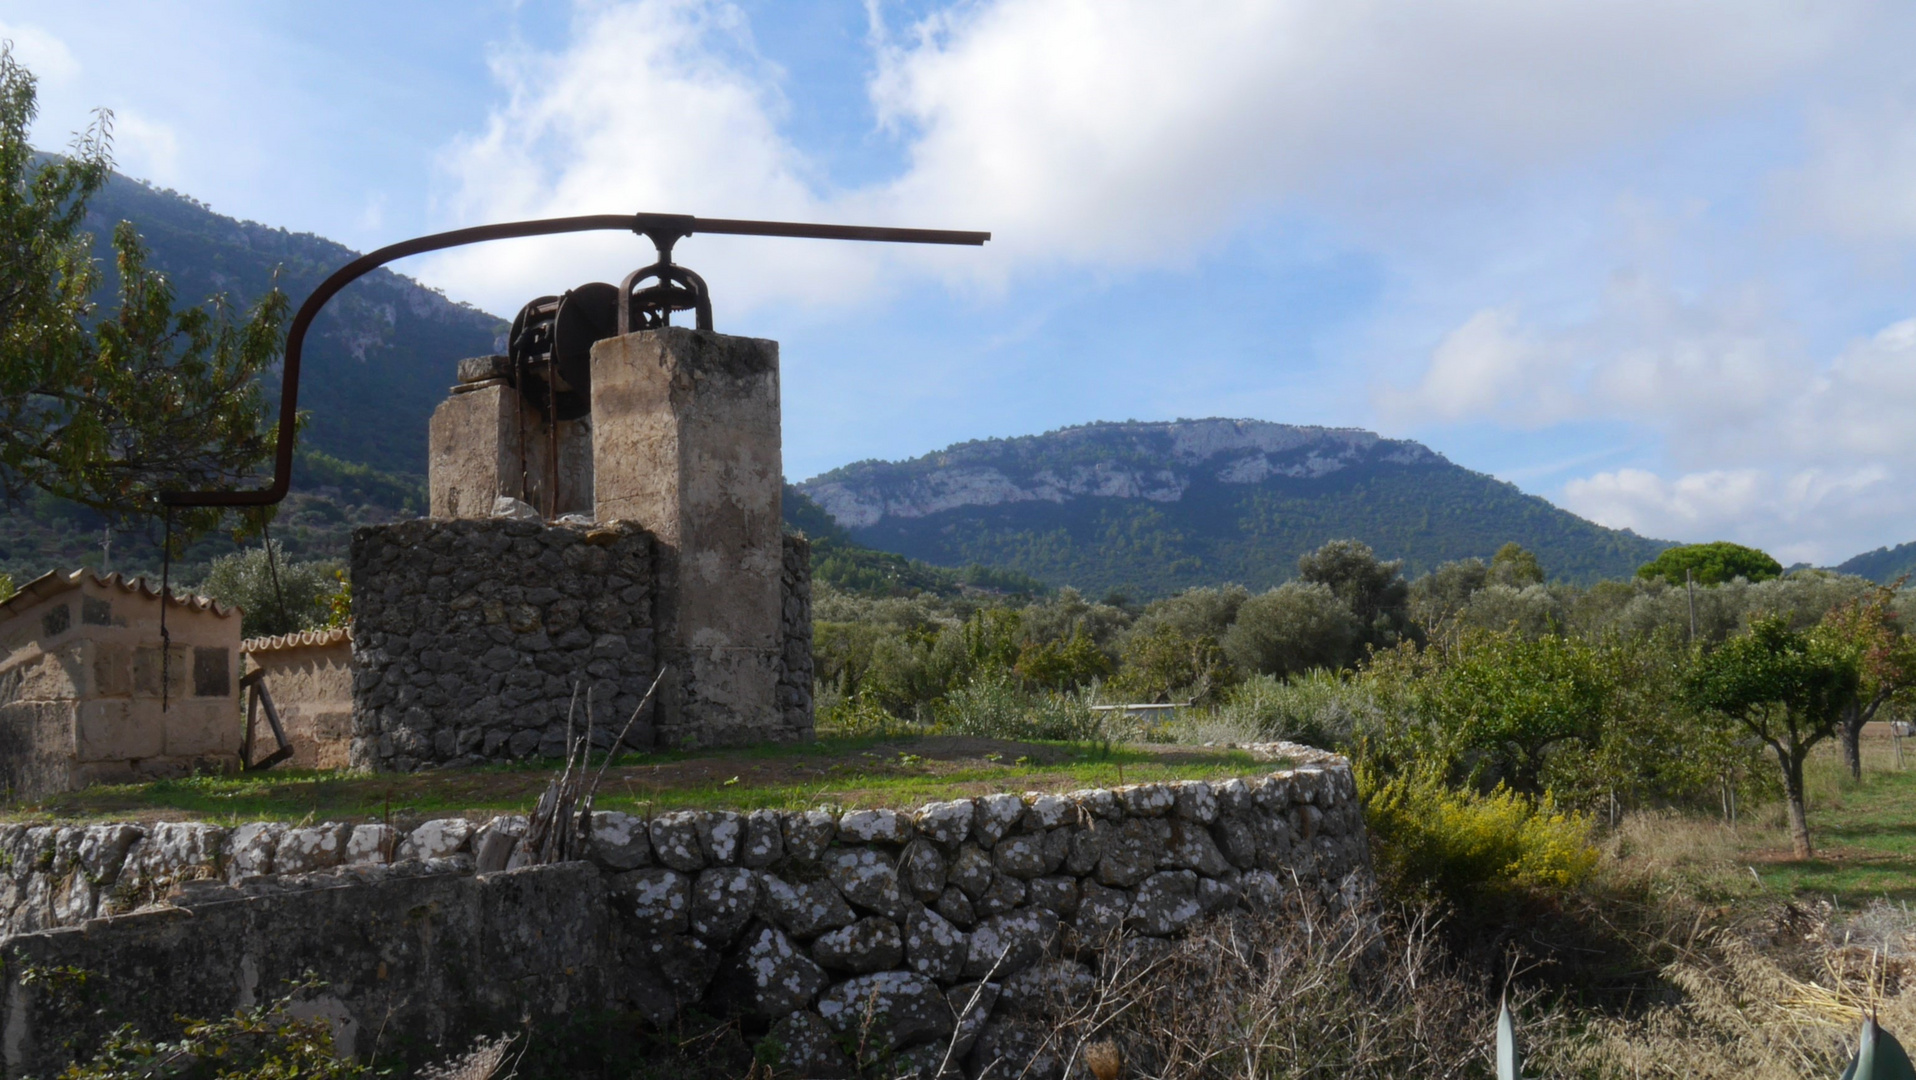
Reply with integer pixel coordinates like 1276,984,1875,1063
506,283,620,422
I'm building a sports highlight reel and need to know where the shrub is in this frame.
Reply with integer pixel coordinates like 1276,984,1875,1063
958,896,1493,1079
1362,768,1598,903
815,686,917,739
1110,622,1233,703
937,669,1106,742
54,983,367,1079
1205,669,1376,748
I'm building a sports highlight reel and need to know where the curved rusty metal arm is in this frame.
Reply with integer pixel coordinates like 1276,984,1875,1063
159,212,989,509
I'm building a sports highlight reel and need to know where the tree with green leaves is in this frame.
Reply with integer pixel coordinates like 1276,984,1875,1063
1296,539,1415,651
1424,630,1608,795
1818,583,1916,780
1489,542,1545,587
0,47,286,545
1638,541,1782,587
193,542,343,639
1685,615,1858,858
1223,580,1360,679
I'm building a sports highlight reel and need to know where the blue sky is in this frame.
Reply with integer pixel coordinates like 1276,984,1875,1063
9,1,1916,565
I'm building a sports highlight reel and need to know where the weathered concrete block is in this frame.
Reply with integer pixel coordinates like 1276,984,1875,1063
590,328,788,748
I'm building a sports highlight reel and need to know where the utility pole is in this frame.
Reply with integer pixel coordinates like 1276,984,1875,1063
1686,567,1697,643
101,527,111,574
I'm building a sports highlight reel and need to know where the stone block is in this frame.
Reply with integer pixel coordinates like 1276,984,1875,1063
963,909,1058,979
816,971,952,1053
971,793,1024,846
826,848,910,921
914,799,974,848
838,808,912,845
591,329,785,747
898,840,947,901
761,875,856,940
904,905,967,984
712,923,828,1020
689,867,758,946
1129,870,1202,936
583,811,650,871
400,819,474,861
161,701,236,758
811,915,903,973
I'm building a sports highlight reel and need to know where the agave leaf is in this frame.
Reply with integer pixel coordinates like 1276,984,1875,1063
1497,995,1521,1080
1843,1016,1916,1080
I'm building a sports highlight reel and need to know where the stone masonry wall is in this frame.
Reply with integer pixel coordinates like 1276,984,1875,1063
0,745,1368,1078
780,532,814,738
349,519,657,770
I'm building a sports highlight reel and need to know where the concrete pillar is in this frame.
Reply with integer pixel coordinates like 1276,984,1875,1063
590,328,785,748
428,365,593,520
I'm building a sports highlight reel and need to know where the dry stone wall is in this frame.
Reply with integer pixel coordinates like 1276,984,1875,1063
347,518,816,769
0,746,1367,1078
348,518,658,769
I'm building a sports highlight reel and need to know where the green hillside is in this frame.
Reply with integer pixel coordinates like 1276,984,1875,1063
1835,541,1916,585
800,420,1671,598
83,170,507,476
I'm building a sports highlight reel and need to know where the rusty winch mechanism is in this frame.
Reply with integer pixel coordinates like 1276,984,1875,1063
503,215,724,426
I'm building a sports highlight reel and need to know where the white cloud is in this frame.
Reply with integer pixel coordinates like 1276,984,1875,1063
1564,464,1900,565
869,0,1855,265
0,20,78,84
424,0,1872,313
1394,286,1916,561
1379,272,1797,437
107,108,180,185
422,0,884,317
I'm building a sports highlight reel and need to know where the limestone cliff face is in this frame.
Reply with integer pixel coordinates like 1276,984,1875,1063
791,418,1667,595
799,419,1443,531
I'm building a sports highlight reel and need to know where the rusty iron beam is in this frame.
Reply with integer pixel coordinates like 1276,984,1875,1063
159,213,989,510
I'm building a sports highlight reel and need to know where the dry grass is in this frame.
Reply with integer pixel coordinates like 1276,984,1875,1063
1531,903,1916,1079
964,896,1495,1079
415,1035,520,1080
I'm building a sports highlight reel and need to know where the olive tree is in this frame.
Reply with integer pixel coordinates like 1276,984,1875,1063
1297,539,1414,650
1222,581,1359,679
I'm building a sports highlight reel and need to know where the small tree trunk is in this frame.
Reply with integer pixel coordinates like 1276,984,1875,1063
1778,745,1814,859
1842,701,1865,781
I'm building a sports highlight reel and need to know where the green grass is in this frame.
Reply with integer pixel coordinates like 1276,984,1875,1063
0,735,1278,827
1736,742,1916,906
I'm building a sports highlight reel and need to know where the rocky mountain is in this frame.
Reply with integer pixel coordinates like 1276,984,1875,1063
83,169,507,477
798,419,1672,597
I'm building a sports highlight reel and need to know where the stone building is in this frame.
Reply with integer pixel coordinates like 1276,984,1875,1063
240,627,353,770
0,570,240,799
351,325,812,768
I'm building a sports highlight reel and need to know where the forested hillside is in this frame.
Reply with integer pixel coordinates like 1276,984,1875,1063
83,169,506,476
1835,540,1916,584
800,419,1671,597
